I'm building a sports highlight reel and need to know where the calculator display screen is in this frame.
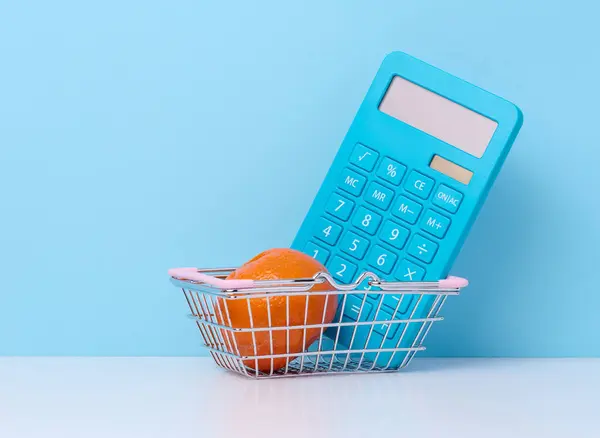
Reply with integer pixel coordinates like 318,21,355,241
378,76,498,158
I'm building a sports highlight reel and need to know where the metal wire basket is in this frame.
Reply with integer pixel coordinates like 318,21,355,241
168,267,468,379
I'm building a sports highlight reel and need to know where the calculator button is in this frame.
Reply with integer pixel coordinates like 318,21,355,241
391,196,422,224
338,168,367,196
407,234,438,264
328,256,358,284
382,294,413,316
395,259,426,282
367,245,398,274
314,217,342,245
404,170,434,199
339,231,370,260
376,157,406,186
325,193,355,221
303,241,330,265
343,295,373,321
356,277,381,301
351,206,382,235
419,209,451,239
378,220,410,250
432,184,463,214
364,181,394,211
349,143,379,172
373,311,399,339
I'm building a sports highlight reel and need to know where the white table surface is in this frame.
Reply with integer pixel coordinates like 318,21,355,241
1,357,598,438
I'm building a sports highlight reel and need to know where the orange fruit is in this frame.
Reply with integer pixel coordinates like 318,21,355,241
216,248,337,373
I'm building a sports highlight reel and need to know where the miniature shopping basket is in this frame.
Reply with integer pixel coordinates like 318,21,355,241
168,267,468,379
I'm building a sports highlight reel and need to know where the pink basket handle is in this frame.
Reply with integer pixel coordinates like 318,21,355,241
168,268,255,289
438,276,469,289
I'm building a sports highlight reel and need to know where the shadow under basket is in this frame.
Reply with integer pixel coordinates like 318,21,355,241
168,267,468,379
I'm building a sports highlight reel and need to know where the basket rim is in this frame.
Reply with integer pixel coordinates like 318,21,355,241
168,267,468,295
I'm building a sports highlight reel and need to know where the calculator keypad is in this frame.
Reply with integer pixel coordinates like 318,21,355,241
303,142,464,327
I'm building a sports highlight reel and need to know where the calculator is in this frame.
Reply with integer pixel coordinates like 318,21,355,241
291,51,523,367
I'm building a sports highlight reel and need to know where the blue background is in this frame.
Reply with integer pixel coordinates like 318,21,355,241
1,0,598,357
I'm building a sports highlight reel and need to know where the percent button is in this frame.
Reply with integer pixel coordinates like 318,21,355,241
376,157,406,186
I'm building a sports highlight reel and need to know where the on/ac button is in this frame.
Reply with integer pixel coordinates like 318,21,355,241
432,184,463,214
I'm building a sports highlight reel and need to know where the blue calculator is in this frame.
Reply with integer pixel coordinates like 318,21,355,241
291,51,523,367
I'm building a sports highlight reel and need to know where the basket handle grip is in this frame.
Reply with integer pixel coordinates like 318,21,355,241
168,268,255,289
438,276,469,289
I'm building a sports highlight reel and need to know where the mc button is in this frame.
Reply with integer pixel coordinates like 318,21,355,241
338,168,367,196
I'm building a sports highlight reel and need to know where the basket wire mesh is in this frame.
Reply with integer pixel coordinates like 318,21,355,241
169,268,465,379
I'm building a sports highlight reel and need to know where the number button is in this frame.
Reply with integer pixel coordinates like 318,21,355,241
379,220,409,250
328,256,358,284
364,181,394,211
432,184,463,214
376,157,406,186
338,168,367,196
349,143,379,172
420,209,451,239
373,310,399,339
391,195,422,224
339,231,370,260
407,234,438,264
343,295,373,321
303,241,330,265
404,170,434,199
395,259,426,282
356,277,381,300
314,217,342,245
351,206,382,235
325,193,355,221
367,245,398,274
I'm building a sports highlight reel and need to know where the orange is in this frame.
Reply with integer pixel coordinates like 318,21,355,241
216,248,337,372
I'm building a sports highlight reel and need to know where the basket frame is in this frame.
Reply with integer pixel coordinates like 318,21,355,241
169,268,466,379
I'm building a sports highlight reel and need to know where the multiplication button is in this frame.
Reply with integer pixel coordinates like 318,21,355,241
349,143,379,172
407,234,438,264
